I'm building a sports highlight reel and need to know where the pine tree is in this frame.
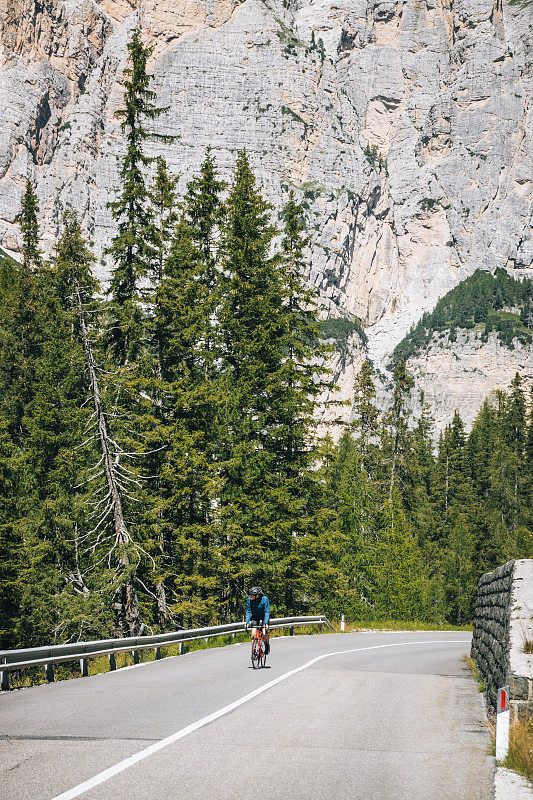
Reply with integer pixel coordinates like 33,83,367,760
217,150,281,611
0,420,22,647
384,359,414,517
373,486,427,620
330,430,377,619
276,192,333,610
155,218,220,625
503,373,527,534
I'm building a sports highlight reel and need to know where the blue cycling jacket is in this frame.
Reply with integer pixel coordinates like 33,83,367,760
245,595,270,625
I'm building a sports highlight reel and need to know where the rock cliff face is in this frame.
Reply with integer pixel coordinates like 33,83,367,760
405,329,533,432
0,0,532,428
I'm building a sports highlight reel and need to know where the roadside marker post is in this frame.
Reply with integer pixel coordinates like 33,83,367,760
496,685,510,761
340,614,345,633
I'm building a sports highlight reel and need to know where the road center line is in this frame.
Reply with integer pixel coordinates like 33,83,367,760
51,638,470,800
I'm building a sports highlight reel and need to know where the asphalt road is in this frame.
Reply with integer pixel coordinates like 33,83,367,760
0,630,494,800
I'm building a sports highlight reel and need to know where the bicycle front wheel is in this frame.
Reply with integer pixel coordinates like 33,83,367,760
251,638,260,669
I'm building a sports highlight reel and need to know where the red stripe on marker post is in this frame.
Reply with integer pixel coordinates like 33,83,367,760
498,686,508,713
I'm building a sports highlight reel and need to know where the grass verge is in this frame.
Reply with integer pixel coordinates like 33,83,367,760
503,718,533,784
348,619,473,632
461,653,486,692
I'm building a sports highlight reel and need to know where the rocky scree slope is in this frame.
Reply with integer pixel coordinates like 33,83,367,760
0,0,531,429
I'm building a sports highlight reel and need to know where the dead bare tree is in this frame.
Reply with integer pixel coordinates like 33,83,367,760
74,278,146,635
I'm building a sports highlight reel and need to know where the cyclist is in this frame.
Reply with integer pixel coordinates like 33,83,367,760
245,586,270,655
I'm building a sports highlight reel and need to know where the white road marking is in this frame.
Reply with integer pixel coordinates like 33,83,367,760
51,639,470,800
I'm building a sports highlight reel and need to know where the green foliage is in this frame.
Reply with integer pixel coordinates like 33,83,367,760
106,29,173,365
418,197,449,212
364,143,386,171
20,180,43,271
392,268,533,365
216,156,333,617
318,316,367,349
319,359,533,624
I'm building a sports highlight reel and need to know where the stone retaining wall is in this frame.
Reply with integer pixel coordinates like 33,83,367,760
471,559,533,717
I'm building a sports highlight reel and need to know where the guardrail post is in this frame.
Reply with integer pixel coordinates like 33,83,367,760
80,658,88,678
108,653,116,671
45,663,54,683
289,626,294,636
133,650,140,665
0,669,9,691
155,647,162,660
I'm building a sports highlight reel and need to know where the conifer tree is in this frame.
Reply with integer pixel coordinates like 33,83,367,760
352,359,379,468
0,420,22,647
106,28,171,365
151,151,226,626
384,359,414,519
218,150,281,610
503,373,527,533
276,192,333,609
20,180,43,271
434,412,478,621
218,154,331,613
155,218,219,624
373,486,427,620
150,156,178,285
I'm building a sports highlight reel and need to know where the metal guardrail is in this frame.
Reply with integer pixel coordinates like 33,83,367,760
0,615,331,690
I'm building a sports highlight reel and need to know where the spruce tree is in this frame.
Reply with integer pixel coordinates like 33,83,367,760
106,28,171,365
352,359,379,469
276,192,333,609
384,359,414,518
151,151,226,626
155,218,220,625
0,420,22,647
20,180,43,271
150,156,178,285
218,154,331,614
218,150,281,611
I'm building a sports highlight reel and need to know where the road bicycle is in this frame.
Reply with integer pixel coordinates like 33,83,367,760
250,625,267,669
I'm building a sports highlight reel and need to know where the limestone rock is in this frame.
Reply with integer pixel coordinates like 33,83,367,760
406,329,533,434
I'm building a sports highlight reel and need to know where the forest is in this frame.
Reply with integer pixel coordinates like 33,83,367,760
0,33,531,650
392,267,533,365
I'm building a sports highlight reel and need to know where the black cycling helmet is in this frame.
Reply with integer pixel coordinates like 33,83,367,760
249,586,263,596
